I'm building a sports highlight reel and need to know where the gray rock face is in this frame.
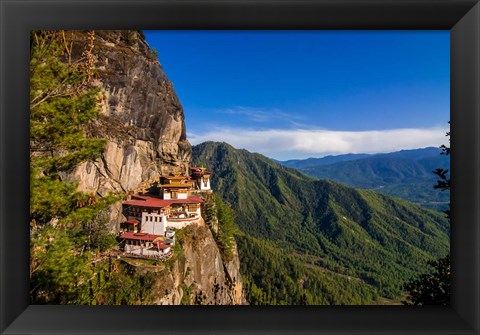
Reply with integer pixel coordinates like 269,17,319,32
151,224,245,305
67,30,191,198
64,31,244,305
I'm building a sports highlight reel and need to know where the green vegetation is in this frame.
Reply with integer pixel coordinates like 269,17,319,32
181,284,194,305
403,255,450,305
149,47,159,60
238,233,378,305
212,195,237,260
90,258,160,305
29,31,123,304
403,125,451,305
192,142,450,303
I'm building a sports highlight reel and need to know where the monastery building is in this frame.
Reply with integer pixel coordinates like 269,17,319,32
117,166,211,258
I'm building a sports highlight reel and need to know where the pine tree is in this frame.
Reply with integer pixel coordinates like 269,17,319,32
213,195,236,260
402,256,450,305
29,31,119,304
30,31,106,224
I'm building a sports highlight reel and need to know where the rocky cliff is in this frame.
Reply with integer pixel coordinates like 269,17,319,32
66,30,191,198
117,224,244,305
149,224,244,305
62,30,244,305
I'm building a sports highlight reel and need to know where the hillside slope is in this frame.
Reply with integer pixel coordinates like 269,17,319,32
192,142,450,302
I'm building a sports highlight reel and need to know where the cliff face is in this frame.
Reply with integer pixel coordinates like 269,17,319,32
67,30,191,197
149,224,244,305
64,31,244,305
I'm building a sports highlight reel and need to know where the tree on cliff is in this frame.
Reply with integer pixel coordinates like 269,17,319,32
213,195,236,261
30,30,107,224
29,31,119,304
403,123,450,305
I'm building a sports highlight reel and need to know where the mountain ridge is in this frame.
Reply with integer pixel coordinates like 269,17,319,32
278,147,449,211
192,141,449,303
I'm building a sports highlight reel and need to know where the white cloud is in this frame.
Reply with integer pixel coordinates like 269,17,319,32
188,126,449,160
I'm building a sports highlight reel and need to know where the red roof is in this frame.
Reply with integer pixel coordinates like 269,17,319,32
119,232,161,242
125,219,139,224
123,195,204,208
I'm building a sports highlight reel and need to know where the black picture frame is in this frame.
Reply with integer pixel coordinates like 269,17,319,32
1,0,479,334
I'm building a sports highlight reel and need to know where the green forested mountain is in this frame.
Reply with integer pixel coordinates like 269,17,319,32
281,148,449,211
192,142,450,304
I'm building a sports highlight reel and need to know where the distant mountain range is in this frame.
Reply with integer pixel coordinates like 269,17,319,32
279,147,450,211
280,153,373,169
193,142,449,305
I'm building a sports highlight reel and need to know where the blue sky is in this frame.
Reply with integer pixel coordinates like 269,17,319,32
144,30,450,160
